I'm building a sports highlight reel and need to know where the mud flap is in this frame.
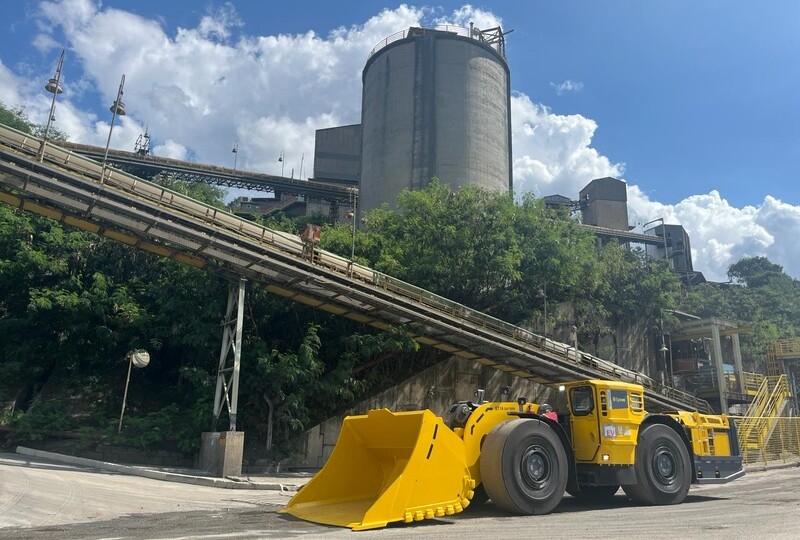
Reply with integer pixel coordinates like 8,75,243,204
281,408,474,531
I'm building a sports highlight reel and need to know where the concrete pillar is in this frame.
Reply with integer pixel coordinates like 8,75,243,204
199,431,244,477
731,334,746,395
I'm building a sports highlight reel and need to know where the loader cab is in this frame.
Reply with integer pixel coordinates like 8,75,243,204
565,380,644,466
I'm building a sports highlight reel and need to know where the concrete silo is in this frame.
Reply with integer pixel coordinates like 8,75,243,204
359,25,512,215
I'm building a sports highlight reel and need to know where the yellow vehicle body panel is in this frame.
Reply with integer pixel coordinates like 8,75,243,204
281,408,475,531
565,380,645,465
667,410,735,457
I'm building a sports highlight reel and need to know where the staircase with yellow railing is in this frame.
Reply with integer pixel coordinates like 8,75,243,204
742,371,765,396
737,375,790,463
766,338,800,376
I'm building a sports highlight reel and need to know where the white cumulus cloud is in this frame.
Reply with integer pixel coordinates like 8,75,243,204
0,59,23,105
511,93,623,199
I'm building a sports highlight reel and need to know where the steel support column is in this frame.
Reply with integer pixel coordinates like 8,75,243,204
328,199,339,225
213,278,246,431
711,322,727,413
731,333,746,395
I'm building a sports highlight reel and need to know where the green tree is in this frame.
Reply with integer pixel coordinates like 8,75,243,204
0,101,67,141
0,102,36,133
509,195,601,326
680,256,800,370
362,180,522,316
728,256,786,288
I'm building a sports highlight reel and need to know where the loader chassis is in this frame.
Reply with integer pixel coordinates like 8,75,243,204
282,379,744,530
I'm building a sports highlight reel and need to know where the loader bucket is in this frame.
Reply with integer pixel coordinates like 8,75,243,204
281,408,474,531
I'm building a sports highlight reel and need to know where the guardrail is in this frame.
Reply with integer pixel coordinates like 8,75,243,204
743,371,765,395
774,338,800,358
0,123,711,413
738,376,790,455
368,25,470,58
59,140,354,202
732,415,800,466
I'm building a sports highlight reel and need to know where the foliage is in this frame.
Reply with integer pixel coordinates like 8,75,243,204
0,101,67,141
728,257,786,288
6,401,78,442
154,178,228,208
364,180,522,316
340,180,604,327
679,257,800,366
508,195,601,325
0,102,37,134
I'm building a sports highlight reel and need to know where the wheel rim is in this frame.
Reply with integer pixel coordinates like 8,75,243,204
520,444,551,490
652,445,678,486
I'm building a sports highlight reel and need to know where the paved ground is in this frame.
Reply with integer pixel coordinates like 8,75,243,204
0,453,292,527
2,451,799,539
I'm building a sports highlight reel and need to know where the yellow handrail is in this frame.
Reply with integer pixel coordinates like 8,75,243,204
736,375,790,464
732,415,800,466
742,372,765,395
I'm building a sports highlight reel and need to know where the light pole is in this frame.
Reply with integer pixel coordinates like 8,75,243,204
278,149,285,176
102,74,127,174
118,349,150,433
299,152,305,180
232,140,239,171
644,217,669,264
659,335,669,387
39,49,65,162
346,188,358,274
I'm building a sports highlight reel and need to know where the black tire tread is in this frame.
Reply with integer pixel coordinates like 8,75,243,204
480,419,568,515
623,423,691,505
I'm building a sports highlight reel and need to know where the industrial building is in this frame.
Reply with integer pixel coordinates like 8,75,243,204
314,25,513,217
546,176,700,281
312,124,362,186
579,176,629,230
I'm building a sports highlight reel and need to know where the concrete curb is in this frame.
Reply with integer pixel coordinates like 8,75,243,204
745,460,800,473
15,446,301,491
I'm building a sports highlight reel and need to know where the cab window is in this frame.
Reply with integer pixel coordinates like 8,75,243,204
570,385,595,416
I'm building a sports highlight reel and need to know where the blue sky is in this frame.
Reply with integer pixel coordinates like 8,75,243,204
0,1,798,281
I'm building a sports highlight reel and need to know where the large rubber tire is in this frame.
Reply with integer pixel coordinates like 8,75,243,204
567,484,619,502
479,419,568,515
623,423,691,505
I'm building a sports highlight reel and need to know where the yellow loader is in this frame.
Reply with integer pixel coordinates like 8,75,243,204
282,380,744,531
